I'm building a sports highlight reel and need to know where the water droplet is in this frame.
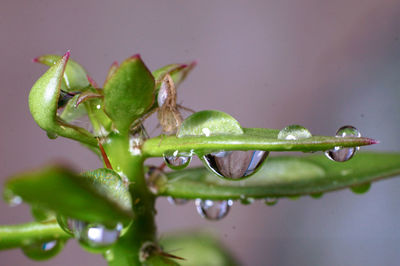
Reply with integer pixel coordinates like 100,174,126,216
195,199,233,220
239,195,254,205
76,222,123,250
351,183,371,194
325,125,361,162
203,150,269,180
56,216,122,250
3,189,22,207
163,151,191,170
46,131,58,139
264,197,278,206
278,125,312,140
288,195,300,200
167,197,188,205
310,192,324,199
22,240,65,260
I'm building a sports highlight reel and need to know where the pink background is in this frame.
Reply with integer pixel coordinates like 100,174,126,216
1,0,400,265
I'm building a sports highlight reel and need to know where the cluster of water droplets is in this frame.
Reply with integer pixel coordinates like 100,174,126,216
325,125,361,162
57,215,122,251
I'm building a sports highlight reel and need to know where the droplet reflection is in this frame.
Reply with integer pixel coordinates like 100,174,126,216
325,125,361,162
203,150,268,180
195,199,233,220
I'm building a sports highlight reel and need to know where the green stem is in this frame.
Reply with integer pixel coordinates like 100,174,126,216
104,133,157,266
0,222,70,249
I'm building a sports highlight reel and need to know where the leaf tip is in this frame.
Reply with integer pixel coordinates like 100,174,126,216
130,53,141,60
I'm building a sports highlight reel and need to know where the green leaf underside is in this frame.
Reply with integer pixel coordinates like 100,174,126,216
104,55,155,133
29,53,96,147
160,232,239,266
143,128,376,157
5,166,133,224
0,222,69,249
158,152,400,199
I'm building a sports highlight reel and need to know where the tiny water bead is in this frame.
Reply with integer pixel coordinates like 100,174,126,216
22,240,65,260
325,125,361,162
351,183,371,194
203,150,269,180
239,195,254,205
3,189,22,207
195,199,233,221
163,151,192,170
167,197,189,205
277,125,312,140
264,197,278,206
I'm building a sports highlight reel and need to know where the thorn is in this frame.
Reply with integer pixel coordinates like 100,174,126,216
159,251,186,261
111,61,119,67
64,50,71,60
369,138,380,145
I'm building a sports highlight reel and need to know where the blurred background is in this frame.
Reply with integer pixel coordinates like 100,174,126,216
1,0,400,265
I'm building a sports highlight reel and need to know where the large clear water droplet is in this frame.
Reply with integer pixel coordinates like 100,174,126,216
163,151,191,170
56,216,122,250
325,125,361,162
203,150,268,180
277,125,312,140
72,220,122,249
22,240,64,260
195,199,233,220
167,197,188,205
264,197,278,206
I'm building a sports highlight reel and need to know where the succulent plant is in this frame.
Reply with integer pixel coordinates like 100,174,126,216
1,51,399,266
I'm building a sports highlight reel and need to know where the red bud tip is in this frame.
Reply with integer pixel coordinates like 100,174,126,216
130,54,141,59
369,138,380,145
111,61,119,67
87,74,98,88
32,57,40,63
63,50,71,60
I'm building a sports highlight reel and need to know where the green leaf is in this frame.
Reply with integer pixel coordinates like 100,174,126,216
104,54,155,133
0,222,69,250
152,62,195,86
82,168,132,210
143,127,377,157
34,54,89,92
59,94,87,123
5,165,133,225
29,52,97,147
157,152,400,199
160,232,238,266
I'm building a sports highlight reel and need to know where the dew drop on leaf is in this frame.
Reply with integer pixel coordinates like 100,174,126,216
163,151,191,170
350,183,371,194
277,125,312,140
22,240,64,260
195,199,233,221
75,221,123,250
325,125,361,162
3,189,22,207
264,197,278,206
167,196,188,205
239,195,254,205
56,215,122,250
310,192,324,199
202,150,268,180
